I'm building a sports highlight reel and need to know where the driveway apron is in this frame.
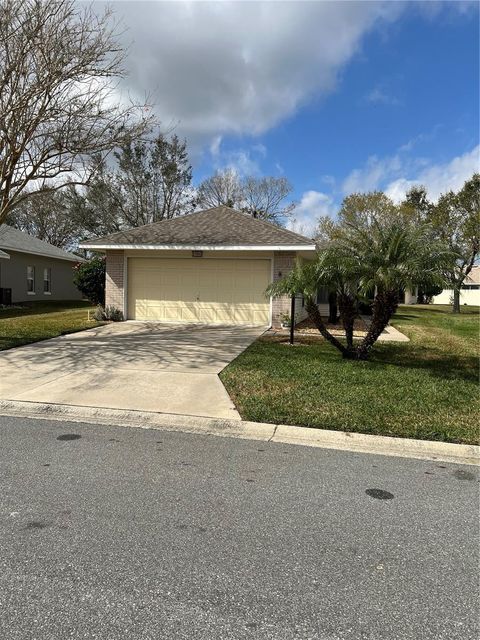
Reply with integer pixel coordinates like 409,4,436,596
0,323,265,419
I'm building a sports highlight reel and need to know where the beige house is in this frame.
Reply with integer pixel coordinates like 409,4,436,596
431,265,480,306
80,206,316,327
0,225,83,304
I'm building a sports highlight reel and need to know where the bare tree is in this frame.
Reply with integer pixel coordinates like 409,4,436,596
196,169,242,209
0,0,154,224
196,170,295,223
241,176,295,221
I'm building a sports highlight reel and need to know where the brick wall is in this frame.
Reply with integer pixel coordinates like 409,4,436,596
105,250,125,313
271,251,308,328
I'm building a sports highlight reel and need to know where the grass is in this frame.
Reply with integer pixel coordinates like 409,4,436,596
0,301,102,350
220,304,480,445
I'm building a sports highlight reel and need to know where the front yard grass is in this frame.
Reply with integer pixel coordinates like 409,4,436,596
0,301,101,350
220,305,479,445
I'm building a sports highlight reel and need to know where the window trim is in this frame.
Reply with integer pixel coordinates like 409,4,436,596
27,265,35,294
43,267,52,294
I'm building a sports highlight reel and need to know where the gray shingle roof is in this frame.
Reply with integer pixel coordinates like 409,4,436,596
466,265,480,284
0,225,83,262
80,206,315,248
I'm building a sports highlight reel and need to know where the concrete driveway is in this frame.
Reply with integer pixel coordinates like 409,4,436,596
0,323,265,419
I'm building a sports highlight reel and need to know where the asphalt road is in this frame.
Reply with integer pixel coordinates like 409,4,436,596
0,416,478,640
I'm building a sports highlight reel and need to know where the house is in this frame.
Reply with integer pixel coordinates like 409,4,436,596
431,265,480,306
79,206,316,327
0,225,84,304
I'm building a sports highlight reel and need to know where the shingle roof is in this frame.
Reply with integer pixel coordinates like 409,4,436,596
0,225,83,262
466,265,480,284
79,206,315,248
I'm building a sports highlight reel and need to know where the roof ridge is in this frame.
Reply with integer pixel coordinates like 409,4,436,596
218,207,313,242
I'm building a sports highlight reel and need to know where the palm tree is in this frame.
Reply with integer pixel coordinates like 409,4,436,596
268,219,451,361
342,221,450,359
266,261,350,356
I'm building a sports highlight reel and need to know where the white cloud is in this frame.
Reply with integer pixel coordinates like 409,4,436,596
224,149,262,177
287,190,337,237
364,86,400,106
342,154,406,194
206,136,265,177
209,135,222,157
386,145,480,202
342,145,479,202
106,1,404,150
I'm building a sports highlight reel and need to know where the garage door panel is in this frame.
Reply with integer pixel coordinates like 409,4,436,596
128,257,270,325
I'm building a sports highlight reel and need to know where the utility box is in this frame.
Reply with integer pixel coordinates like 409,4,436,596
0,288,12,305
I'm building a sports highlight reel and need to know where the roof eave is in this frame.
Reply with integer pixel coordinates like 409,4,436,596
0,245,84,262
78,243,317,252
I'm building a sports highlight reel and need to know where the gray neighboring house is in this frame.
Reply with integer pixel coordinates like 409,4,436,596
0,225,84,304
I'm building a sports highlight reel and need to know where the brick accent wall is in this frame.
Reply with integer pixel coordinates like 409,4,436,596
271,251,308,328
105,250,125,313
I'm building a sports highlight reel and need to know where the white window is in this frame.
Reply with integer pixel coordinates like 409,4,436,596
27,266,35,294
43,268,51,294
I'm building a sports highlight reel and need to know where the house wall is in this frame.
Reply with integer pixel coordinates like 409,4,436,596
404,288,417,304
0,250,82,303
271,251,309,327
431,288,480,306
105,250,125,311
104,248,310,327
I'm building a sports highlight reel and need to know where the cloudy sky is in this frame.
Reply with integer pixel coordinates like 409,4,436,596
104,0,478,233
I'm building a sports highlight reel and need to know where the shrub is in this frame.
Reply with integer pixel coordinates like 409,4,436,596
73,256,106,305
417,284,443,304
93,305,105,321
105,305,124,321
93,305,124,322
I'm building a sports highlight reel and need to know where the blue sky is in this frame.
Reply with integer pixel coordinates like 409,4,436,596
114,1,479,232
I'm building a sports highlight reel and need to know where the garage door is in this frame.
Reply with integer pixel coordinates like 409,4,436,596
127,257,271,325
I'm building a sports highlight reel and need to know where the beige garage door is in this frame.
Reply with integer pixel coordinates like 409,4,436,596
127,257,271,325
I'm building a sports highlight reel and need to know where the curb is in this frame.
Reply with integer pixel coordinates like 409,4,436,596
0,400,478,466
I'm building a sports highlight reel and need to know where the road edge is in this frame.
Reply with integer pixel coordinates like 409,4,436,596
0,399,478,466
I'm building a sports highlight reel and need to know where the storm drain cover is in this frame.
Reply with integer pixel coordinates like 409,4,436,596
56,434,81,441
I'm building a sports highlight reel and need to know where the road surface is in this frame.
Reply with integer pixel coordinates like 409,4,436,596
0,416,478,639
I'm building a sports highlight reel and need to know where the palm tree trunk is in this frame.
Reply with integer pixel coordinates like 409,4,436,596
452,287,461,313
355,291,398,360
338,293,356,351
305,298,349,357
328,292,338,324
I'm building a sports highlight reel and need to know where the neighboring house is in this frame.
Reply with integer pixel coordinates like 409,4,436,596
0,225,84,304
431,265,480,306
79,206,316,327
402,288,418,305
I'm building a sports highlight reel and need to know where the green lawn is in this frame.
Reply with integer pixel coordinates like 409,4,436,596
220,304,479,445
0,301,101,350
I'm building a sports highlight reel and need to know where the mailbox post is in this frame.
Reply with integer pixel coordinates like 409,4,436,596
289,294,295,345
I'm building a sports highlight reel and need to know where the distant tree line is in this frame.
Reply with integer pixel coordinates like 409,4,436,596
6,136,296,251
